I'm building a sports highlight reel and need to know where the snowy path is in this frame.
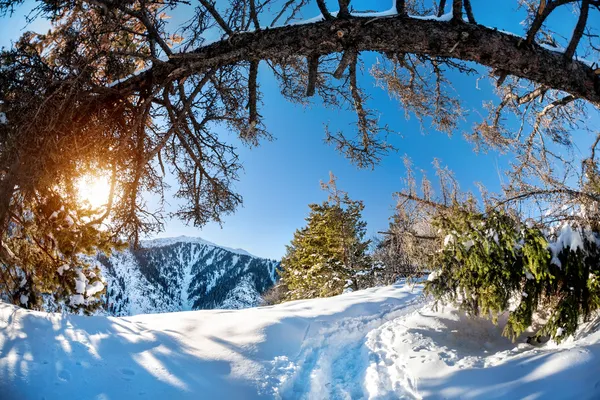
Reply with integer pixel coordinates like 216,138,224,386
274,289,424,399
2,283,600,399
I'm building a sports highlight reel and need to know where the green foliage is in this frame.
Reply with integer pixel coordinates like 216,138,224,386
279,178,371,301
426,209,600,343
1,192,125,314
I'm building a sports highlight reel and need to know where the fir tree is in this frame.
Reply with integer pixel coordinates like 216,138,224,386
279,173,371,301
425,207,600,344
2,192,126,313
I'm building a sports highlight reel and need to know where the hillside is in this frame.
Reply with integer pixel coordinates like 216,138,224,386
1,283,599,399
97,236,279,315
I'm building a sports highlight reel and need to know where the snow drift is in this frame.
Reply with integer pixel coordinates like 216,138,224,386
1,283,600,399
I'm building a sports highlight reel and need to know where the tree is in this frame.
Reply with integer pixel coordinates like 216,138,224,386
0,0,599,308
393,155,600,343
278,173,371,300
1,192,126,313
373,158,438,283
425,207,600,344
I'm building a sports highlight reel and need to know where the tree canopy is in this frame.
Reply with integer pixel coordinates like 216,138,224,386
279,173,371,300
0,0,599,309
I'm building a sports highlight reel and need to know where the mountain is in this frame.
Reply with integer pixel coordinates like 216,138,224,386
96,236,280,316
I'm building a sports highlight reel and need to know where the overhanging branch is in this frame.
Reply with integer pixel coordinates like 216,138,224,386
113,16,600,104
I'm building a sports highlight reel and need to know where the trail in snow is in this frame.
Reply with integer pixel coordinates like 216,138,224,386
274,291,424,399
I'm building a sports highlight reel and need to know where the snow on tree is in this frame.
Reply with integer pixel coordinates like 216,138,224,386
394,157,600,343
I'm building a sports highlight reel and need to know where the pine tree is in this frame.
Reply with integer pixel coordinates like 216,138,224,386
426,208,600,343
279,173,371,301
1,192,125,314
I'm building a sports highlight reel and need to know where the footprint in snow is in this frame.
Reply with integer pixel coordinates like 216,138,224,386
57,370,71,382
120,368,136,380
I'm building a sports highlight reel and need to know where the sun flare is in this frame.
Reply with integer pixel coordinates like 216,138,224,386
77,175,111,209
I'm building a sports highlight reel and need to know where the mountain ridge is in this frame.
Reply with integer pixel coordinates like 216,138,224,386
97,235,279,316
140,235,258,257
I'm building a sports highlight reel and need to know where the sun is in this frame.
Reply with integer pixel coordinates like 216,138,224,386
77,175,111,209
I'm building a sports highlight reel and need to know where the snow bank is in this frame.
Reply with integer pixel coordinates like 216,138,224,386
1,283,600,399
364,305,600,399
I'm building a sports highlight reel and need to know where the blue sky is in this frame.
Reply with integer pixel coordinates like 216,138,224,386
2,0,598,259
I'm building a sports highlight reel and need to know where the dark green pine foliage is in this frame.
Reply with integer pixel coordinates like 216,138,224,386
426,208,600,343
279,173,371,301
3,194,126,314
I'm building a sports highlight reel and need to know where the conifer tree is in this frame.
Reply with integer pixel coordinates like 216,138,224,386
279,173,371,300
1,192,126,313
395,157,600,343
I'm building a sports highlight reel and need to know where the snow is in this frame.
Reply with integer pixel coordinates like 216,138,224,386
363,304,600,399
74,271,87,294
292,10,454,26
143,235,255,257
548,224,586,265
18,294,27,305
69,294,85,306
443,234,455,247
85,281,104,297
0,112,7,125
2,283,600,399
525,270,535,280
63,215,74,227
56,264,70,276
411,11,453,22
108,66,151,88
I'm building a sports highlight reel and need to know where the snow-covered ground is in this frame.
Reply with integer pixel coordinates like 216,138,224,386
1,283,600,399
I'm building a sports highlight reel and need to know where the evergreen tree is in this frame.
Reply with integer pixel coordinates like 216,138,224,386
425,207,600,344
2,192,126,313
394,156,600,343
279,173,371,301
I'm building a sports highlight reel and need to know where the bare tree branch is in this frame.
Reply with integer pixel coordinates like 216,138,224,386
463,0,476,24
338,0,350,19
525,0,574,46
396,0,407,16
437,0,447,17
333,50,354,79
199,0,233,35
248,60,259,131
306,54,319,96
565,0,589,59
316,0,333,20
452,0,463,21
249,0,260,30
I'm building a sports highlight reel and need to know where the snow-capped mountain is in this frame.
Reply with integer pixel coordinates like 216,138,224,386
96,236,279,316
